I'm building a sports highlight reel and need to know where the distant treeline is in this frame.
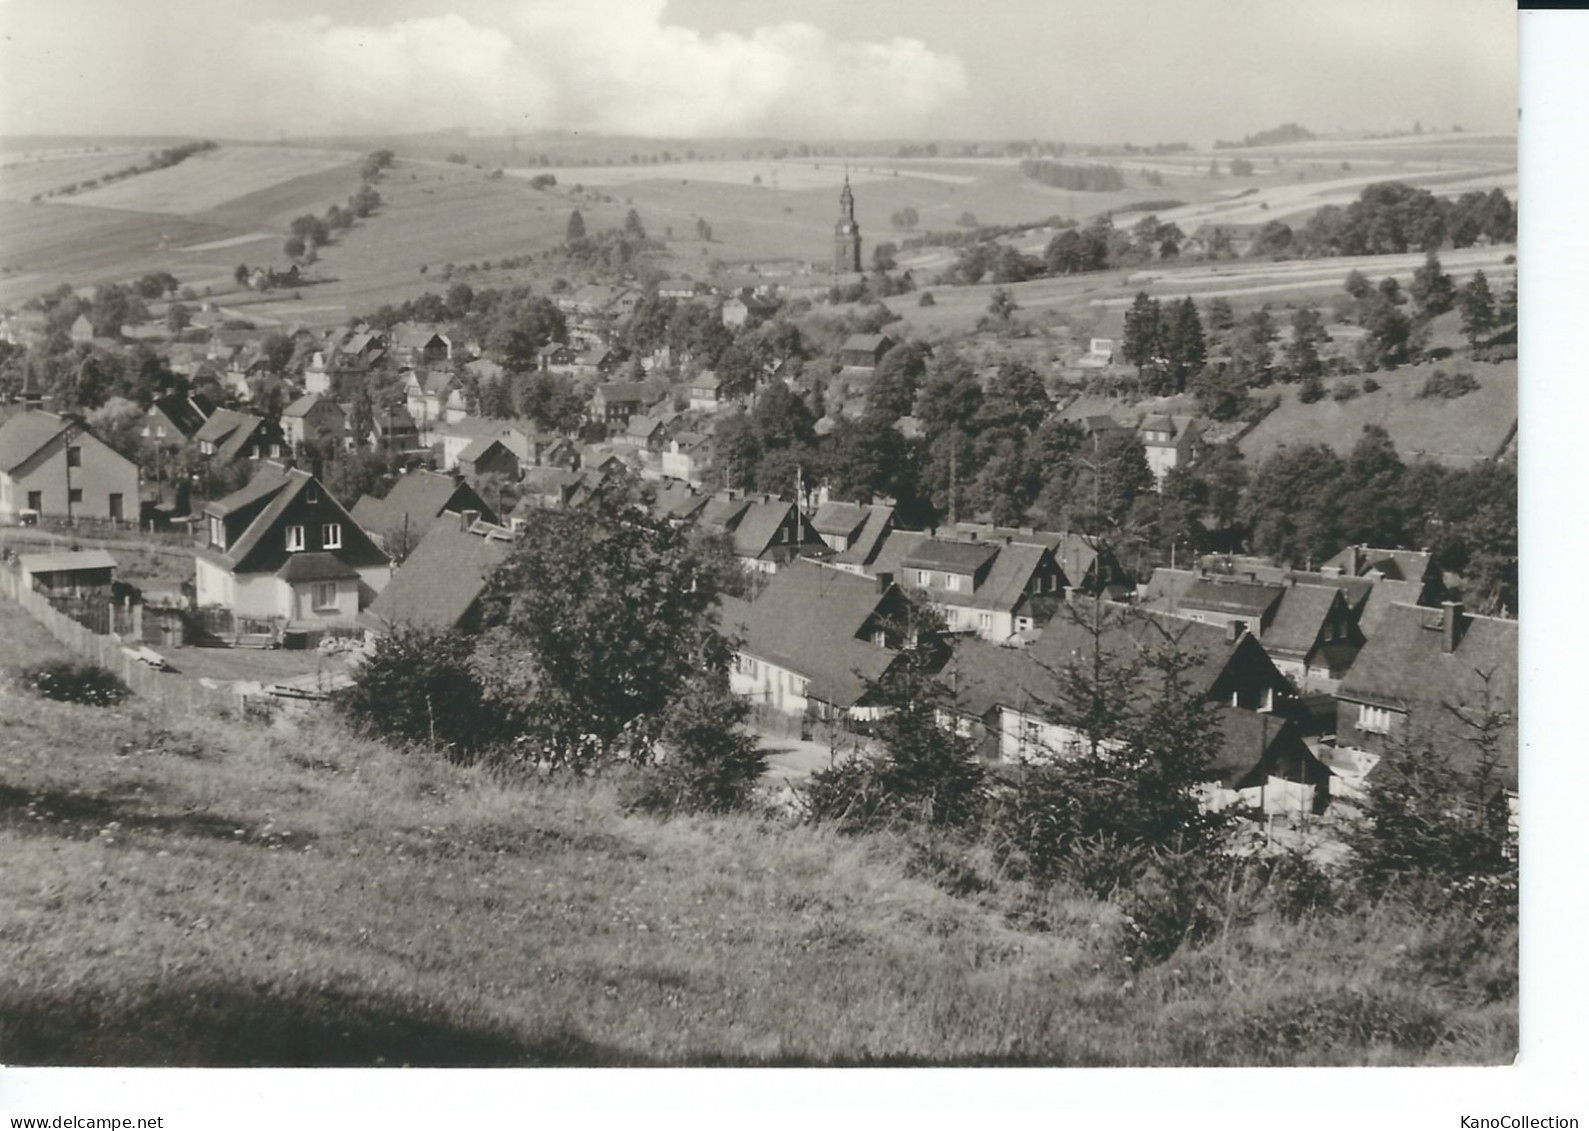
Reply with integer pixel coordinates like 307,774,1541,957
1213,123,1315,149
1018,159,1127,193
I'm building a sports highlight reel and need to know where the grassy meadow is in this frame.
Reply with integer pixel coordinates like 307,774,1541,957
0,600,1515,1067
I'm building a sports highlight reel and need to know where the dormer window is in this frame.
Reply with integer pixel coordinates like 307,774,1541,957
208,516,226,550
201,440,215,455
285,524,305,552
946,574,962,592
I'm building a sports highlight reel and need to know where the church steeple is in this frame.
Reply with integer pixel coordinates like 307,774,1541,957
833,172,862,274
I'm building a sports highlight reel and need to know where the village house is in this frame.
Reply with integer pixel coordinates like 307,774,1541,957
280,394,347,454
865,530,1066,643
513,467,605,515
304,351,332,395
349,469,497,559
536,344,578,374
403,371,468,437
689,372,725,412
660,432,713,487
194,462,390,628
366,406,420,454
1333,601,1517,803
0,410,140,523
720,560,910,723
392,325,452,367
458,437,521,483
193,408,286,466
697,491,828,574
837,334,896,371
720,298,750,328
591,381,657,427
617,414,670,455
1074,338,1116,370
936,606,1323,811
358,510,513,637
141,391,215,448
1319,543,1445,605
1138,414,1202,488
647,478,711,524
950,524,1131,598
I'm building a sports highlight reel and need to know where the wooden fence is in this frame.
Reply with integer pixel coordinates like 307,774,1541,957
1,567,245,719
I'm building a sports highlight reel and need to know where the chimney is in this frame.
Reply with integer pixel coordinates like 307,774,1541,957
1441,601,1464,654
875,571,894,594
460,508,479,532
1347,544,1362,576
1225,619,1243,642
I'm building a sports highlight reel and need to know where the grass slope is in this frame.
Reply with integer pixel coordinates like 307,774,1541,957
1240,356,1517,467
0,600,1514,1067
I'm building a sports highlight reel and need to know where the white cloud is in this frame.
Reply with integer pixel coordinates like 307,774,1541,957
0,0,966,138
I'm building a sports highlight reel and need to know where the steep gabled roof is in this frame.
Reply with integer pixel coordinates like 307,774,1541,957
730,499,794,559
831,505,896,568
1029,604,1245,701
194,407,256,445
1356,578,1426,637
1262,583,1346,659
902,538,999,576
359,518,511,634
1336,603,1517,787
719,560,900,708
1178,577,1285,621
0,410,73,473
811,501,871,539
937,636,1060,720
1322,544,1435,583
350,470,496,543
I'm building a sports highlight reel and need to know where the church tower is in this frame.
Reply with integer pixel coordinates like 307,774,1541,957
834,174,862,274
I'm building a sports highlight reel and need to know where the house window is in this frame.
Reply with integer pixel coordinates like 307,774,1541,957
285,524,306,552
321,523,342,549
308,486,320,504
68,488,82,505
209,516,226,550
915,570,930,586
27,490,42,512
65,445,81,468
873,630,887,648
946,574,962,592
1358,704,1394,734
200,440,215,455
312,582,338,610
977,612,993,631
108,493,123,520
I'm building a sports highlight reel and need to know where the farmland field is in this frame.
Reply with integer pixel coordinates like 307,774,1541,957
0,148,151,202
64,146,359,215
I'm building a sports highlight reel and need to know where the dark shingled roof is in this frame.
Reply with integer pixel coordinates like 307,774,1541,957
359,518,512,633
1336,603,1517,787
719,560,899,708
1029,604,1246,701
901,538,1000,576
1357,578,1426,637
832,505,896,569
1322,545,1435,583
276,552,360,582
730,499,796,560
937,637,1060,720
1178,577,1286,620
350,471,496,544
812,500,870,539
1261,583,1346,660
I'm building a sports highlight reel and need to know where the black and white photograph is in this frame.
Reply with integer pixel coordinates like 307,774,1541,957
0,0,1565,1121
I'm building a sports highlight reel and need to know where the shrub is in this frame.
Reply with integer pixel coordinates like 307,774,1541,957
622,676,766,816
1362,376,1380,392
917,291,936,307
1297,374,1325,403
333,626,512,761
1331,382,1360,402
1416,368,1481,400
18,659,130,707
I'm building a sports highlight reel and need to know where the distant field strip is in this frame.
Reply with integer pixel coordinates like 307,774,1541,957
64,146,358,214
507,160,975,190
180,232,277,251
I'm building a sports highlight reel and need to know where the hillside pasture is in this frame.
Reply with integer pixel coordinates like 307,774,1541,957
1239,357,1517,467
64,146,358,215
0,149,152,203
0,594,1514,1067
0,201,236,306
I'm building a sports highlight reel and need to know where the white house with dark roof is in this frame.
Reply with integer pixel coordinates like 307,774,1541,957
719,560,910,721
864,529,1066,642
194,462,390,627
1138,413,1201,488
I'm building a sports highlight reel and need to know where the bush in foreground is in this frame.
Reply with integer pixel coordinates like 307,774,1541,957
18,659,129,707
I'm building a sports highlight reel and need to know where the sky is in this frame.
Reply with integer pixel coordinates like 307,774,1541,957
0,0,1517,143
